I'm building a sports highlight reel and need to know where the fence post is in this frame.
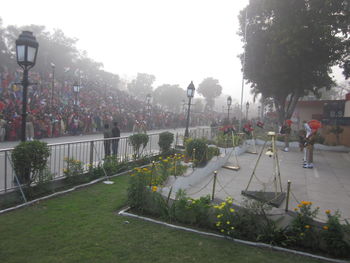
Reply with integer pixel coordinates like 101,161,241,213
89,141,94,170
285,180,291,212
212,171,217,201
124,137,128,162
4,151,8,192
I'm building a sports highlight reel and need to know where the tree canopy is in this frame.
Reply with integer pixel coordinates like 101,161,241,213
239,0,349,123
153,84,186,112
127,73,155,101
197,77,222,111
0,18,119,90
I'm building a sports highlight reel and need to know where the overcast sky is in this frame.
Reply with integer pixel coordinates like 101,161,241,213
1,0,346,103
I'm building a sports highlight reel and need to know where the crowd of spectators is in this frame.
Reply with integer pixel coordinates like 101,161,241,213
0,70,209,142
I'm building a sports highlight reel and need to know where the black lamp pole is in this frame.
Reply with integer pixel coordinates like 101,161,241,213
16,31,39,142
21,69,29,142
246,102,250,120
184,81,195,138
227,96,232,123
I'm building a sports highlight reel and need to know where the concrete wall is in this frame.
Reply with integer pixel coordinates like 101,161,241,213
321,125,350,147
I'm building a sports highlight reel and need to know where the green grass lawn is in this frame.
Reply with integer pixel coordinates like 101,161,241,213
0,175,326,263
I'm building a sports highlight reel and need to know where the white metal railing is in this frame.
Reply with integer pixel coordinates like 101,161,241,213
0,127,215,193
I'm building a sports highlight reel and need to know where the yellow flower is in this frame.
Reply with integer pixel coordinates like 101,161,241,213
143,168,149,171
301,201,312,206
152,186,158,192
63,168,68,173
305,225,310,229
130,173,136,177
217,214,223,218
323,226,329,230
220,229,224,233
294,208,298,211
226,221,230,225
297,204,302,208
230,226,235,230
216,222,221,227
159,157,162,160
213,205,219,209
300,233,304,236
230,208,235,213
325,209,331,214
163,159,168,163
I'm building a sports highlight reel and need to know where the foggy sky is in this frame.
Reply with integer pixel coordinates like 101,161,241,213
1,0,345,103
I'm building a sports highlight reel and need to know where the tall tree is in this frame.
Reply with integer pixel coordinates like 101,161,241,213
197,77,222,111
127,73,155,100
153,84,186,112
239,0,349,124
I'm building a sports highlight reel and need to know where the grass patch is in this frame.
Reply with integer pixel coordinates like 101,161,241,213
0,175,325,263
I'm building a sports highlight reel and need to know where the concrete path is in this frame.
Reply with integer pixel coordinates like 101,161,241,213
181,145,350,222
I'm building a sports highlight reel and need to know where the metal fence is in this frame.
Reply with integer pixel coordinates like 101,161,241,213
0,127,216,193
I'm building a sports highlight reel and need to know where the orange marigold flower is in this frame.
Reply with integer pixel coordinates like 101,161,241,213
152,186,158,192
323,226,329,230
294,208,298,211
305,225,310,229
325,209,331,214
297,204,302,208
301,201,311,206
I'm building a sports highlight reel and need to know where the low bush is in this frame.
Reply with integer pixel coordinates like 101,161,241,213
129,133,149,159
11,141,50,186
158,132,174,154
185,138,208,166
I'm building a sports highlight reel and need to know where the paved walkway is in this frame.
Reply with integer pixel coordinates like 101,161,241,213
185,145,350,222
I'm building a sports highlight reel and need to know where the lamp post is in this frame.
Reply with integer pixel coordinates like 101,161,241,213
258,105,261,120
227,96,232,123
146,93,152,116
246,101,250,120
184,81,195,138
73,82,81,106
16,31,39,142
50,62,55,105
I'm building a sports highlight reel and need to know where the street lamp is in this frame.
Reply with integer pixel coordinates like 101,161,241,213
73,82,81,105
16,31,39,142
246,101,250,120
146,93,152,117
50,62,55,105
184,81,195,138
227,96,232,123
258,105,261,120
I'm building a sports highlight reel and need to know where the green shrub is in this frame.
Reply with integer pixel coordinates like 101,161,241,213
185,138,208,165
11,141,50,186
158,132,174,154
288,201,320,249
207,146,220,161
63,158,85,184
321,210,350,257
129,133,149,159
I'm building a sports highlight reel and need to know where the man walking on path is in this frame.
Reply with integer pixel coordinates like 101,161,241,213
111,122,120,156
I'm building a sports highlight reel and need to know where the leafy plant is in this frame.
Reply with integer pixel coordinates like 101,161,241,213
185,138,208,166
129,133,149,159
11,141,50,186
321,210,350,257
207,146,220,161
289,201,320,249
158,132,174,154
63,157,84,183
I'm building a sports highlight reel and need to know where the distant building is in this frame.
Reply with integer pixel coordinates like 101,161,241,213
291,94,350,146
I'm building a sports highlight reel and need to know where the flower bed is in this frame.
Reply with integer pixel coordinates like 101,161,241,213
127,165,350,259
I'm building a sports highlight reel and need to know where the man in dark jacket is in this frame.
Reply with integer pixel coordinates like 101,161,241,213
111,122,120,156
